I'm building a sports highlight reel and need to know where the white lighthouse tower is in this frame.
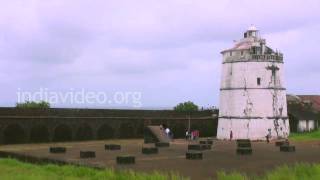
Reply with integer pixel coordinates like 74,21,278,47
217,26,290,140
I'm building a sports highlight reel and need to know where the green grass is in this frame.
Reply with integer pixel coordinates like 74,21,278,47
218,163,320,180
3,158,320,180
0,158,187,180
289,130,320,141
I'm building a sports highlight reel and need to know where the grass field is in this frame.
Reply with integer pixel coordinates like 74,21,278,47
0,158,187,180
289,130,320,141
2,158,320,180
218,163,320,180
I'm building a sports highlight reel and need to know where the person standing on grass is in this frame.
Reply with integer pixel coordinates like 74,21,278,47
229,130,233,141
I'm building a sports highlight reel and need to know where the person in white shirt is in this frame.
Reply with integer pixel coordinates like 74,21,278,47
165,128,170,137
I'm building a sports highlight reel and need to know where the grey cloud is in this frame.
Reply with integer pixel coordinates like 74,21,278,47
0,0,320,108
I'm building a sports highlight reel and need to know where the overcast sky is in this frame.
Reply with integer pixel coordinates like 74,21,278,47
0,0,320,109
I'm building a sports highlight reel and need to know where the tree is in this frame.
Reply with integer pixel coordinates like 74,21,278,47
16,101,50,109
174,101,199,132
174,101,199,112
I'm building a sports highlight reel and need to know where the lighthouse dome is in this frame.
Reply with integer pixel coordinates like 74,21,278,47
248,24,258,31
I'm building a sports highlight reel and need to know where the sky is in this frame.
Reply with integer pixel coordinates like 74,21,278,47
0,0,320,109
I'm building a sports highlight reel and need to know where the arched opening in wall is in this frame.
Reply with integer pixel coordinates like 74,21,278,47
288,113,298,133
75,123,93,141
135,122,145,138
53,124,72,142
97,124,114,140
191,123,202,137
190,121,215,137
30,125,49,143
3,124,26,144
172,123,187,138
119,123,134,138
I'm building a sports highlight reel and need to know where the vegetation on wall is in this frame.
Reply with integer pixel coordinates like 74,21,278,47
16,101,50,109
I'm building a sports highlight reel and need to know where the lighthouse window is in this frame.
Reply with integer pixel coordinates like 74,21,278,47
257,77,261,85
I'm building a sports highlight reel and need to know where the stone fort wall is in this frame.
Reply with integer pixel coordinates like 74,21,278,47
0,108,217,144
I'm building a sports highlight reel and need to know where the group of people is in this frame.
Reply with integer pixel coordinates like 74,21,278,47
185,129,200,140
159,124,201,141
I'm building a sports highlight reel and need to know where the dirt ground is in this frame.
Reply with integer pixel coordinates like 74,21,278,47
1,139,320,180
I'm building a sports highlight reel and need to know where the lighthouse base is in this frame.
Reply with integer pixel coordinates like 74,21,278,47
216,118,290,140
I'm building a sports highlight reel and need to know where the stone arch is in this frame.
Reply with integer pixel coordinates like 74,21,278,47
97,124,114,140
30,124,49,143
119,122,135,138
136,122,145,138
172,123,187,138
288,113,298,133
75,123,93,141
53,124,72,142
3,124,26,144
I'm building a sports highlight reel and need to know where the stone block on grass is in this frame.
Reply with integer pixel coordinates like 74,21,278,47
80,151,96,158
49,147,66,154
236,147,252,155
116,155,135,164
105,144,121,150
186,151,203,160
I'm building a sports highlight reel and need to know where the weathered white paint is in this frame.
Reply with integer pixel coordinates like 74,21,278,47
217,27,290,140
298,120,315,132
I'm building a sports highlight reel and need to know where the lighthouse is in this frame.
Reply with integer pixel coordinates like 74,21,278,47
216,26,289,140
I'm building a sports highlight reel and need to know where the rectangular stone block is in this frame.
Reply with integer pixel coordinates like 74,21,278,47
280,145,295,152
206,140,213,145
80,151,96,158
116,156,135,164
275,141,289,146
49,147,66,154
105,144,121,150
186,151,203,160
199,141,208,144
188,144,202,151
236,147,252,155
155,142,170,147
236,139,251,143
142,147,158,154
237,142,251,148
201,144,212,150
